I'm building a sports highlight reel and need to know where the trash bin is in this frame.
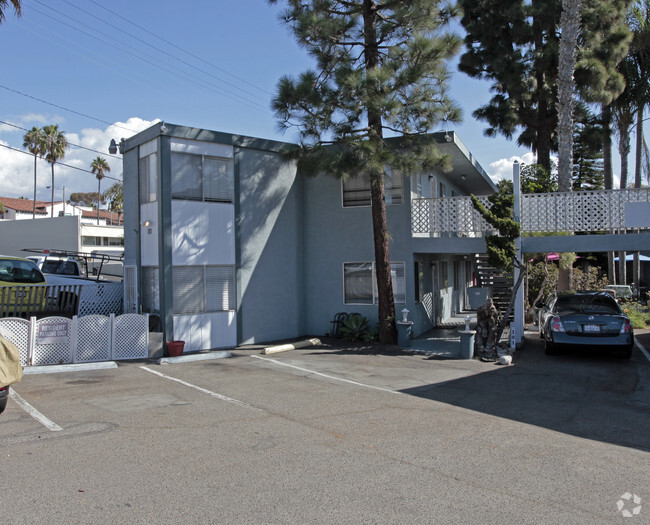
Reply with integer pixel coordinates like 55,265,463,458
458,330,475,359
396,321,413,348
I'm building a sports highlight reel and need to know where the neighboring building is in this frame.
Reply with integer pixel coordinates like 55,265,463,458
0,196,123,226
120,123,496,352
0,197,124,277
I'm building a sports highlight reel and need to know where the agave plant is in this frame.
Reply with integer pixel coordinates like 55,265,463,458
339,314,370,341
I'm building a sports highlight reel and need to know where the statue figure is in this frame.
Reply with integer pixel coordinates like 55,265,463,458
475,297,500,359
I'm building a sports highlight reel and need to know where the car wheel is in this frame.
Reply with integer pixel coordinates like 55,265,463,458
613,347,633,359
0,395,7,415
544,338,557,355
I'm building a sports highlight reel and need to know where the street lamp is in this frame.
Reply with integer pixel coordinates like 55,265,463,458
46,185,65,216
108,138,125,155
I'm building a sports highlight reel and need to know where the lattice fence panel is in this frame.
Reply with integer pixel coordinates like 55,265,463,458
78,283,124,317
32,317,73,366
573,191,611,231
411,199,432,234
112,313,148,360
415,188,649,236
413,196,494,235
76,315,111,362
0,318,31,366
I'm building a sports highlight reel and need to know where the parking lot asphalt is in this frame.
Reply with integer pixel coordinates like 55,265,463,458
1,329,649,524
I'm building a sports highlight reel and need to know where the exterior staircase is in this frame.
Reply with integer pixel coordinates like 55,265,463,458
474,254,514,321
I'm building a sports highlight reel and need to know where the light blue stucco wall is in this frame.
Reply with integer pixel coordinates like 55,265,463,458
236,147,305,344
301,173,426,337
301,172,474,339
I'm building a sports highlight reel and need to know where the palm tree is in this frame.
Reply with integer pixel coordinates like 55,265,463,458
22,126,44,219
40,124,68,217
0,0,21,23
629,0,650,188
91,157,110,225
556,0,583,194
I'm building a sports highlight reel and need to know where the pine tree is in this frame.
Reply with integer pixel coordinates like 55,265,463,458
269,0,461,344
459,0,632,172
573,103,604,190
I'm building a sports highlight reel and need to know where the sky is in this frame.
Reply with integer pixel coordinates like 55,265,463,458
1,0,554,204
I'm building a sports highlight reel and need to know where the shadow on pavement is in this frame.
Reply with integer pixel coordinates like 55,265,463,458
400,332,650,453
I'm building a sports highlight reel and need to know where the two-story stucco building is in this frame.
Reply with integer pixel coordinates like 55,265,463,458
120,122,496,352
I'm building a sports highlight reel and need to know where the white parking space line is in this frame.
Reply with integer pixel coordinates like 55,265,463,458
139,366,262,411
9,390,63,432
251,355,402,395
635,339,650,363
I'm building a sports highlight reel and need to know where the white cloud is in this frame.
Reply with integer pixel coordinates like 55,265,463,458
488,152,538,183
0,117,156,202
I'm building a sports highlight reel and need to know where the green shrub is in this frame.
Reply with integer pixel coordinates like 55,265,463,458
340,314,371,341
620,300,650,329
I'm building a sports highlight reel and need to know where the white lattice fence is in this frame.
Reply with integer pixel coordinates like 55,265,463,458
76,315,112,362
521,189,650,232
0,313,149,366
413,188,650,235
113,314,149,360
78,282,124,317
412,196,494,234
32,316,74,366
0,317,31,366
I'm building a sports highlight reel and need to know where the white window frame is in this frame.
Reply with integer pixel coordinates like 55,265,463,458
343,261,406,305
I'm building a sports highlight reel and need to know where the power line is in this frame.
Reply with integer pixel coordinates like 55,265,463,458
28,0,270,112
0,120,122,159
0,85,138,134
0,143,122,182
86,0,275,98
61,0,272,102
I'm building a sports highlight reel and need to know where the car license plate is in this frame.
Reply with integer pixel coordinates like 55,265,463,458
584,324,600,333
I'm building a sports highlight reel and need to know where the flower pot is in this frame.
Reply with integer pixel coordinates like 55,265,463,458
166,340,185,357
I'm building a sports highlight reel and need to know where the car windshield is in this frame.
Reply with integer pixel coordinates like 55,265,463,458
0,259,45,284
555,295,621,315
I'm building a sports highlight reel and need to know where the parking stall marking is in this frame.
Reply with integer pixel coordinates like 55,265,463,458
9,390,63,432
139,366,263,411
635,339,650,363
251,355,403,395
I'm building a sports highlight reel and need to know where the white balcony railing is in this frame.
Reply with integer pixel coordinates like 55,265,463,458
412,188,650,236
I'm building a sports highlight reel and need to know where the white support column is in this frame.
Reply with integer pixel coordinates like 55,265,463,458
512,161,524,345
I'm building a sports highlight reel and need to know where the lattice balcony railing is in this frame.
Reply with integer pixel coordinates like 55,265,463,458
412,188,650,236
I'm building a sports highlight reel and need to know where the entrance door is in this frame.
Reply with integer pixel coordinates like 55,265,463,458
431,262,440,326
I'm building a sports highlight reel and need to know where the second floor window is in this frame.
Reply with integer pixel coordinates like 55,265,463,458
171,152,234,203
342,169,403,207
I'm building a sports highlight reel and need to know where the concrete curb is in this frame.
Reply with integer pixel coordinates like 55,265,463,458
23,361,118,375
263,338,321,355
157,350,232,365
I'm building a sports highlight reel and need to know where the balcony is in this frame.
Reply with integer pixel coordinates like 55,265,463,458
412,188,650,237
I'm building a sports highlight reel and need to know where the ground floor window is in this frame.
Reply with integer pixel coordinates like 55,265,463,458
142,266,160,313
172,265,236,315
343,262,405,305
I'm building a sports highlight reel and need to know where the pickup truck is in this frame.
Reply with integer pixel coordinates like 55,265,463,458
22,250,124,317
26,255,84,279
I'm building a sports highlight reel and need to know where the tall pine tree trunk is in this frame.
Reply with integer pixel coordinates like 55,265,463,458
364,0,396,344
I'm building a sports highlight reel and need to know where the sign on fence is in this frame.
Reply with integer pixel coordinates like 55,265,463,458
37,320,69,344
